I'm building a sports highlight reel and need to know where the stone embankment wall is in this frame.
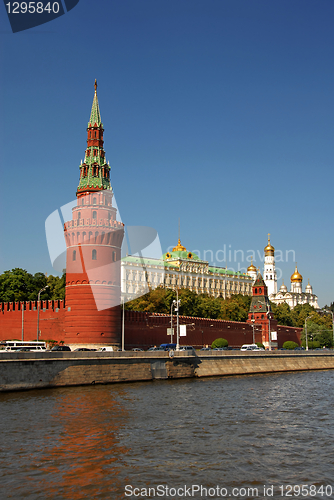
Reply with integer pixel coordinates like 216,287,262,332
1,351,334,392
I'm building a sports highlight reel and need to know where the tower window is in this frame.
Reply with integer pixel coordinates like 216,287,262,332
93,197,97,205
92,211,97,219
78,212,81,219
94,131,97,138
92,249,97,260
73,250,76,261
259,288,262,294
113,251,116,262
255,288,257,294
81,198,84,205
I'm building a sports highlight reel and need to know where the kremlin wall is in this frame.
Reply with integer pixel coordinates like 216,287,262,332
0,83,304,349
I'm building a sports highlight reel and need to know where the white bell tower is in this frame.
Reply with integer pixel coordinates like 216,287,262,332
263,233,277,297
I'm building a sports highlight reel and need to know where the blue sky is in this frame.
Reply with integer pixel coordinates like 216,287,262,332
0,0,333,307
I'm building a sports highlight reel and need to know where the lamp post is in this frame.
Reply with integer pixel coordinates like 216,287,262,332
174,288,181,350
322,308,334,350
122,296,125,351
37,285,49,341
266,303,271,351
251,315,255,344
305,315,312,351
170,301,174,344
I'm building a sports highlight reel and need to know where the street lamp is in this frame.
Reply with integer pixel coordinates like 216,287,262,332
304,315,312,351
322,308,334,350
251,314,255,344
173,288,181,350
266,303,272,351
37,285,49,341
170,301,174,344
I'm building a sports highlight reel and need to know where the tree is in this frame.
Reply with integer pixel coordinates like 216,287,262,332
301,320,333,348
211,338,228,348
0,268,33,302
216,294,251,322
0,268,65,303
270,302,294,326
283,341,299,350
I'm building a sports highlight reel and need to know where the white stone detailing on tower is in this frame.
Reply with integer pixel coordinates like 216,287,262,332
263,233,277,297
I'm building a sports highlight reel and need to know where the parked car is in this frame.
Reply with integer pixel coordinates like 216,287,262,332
294,346,305,351
160,343,176,351
132,348,143,351
213,347,227,351
147,346,165,351
50,345,71,351
240,344,263,351
200,347,211,351
179,346,195,351
73,348,93,351
97,346,115,352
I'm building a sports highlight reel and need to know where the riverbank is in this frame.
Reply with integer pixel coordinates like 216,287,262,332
1,350,334,392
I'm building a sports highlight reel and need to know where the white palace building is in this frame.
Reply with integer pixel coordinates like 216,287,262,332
121,233,319,309
121,238,253,303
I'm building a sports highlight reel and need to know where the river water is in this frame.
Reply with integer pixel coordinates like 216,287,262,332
1,371,334,500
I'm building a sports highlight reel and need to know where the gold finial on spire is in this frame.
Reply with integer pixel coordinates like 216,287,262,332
264,233,275,256
173,218,186,252
247,256,256,272
291,263,303,283
94,79,97,93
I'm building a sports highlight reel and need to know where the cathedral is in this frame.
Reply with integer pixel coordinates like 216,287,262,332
247,235,319,309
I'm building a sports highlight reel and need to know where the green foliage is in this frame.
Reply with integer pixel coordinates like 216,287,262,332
283,341,299,350
125,288,252,322
270,302,294,326
218,294,251,322
211,338,228,348
0,268,65,302
301,320,333,348
256,342,265,349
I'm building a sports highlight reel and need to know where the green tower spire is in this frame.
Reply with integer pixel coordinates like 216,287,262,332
77,80,111,194
88,79,102,127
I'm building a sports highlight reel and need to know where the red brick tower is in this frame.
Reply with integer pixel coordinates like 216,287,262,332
64,81,124,345
247,272,278,349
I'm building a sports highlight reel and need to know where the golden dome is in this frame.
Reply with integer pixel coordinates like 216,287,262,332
264,233,275,256
172,238,186,252
291,264,303,283
247,257,257,272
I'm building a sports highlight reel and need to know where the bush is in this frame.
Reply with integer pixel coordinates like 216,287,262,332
211,338,228,349
256,342,265,349
282,341,299,350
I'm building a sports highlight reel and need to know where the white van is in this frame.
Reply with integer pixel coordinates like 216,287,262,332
240,344,263,351
98,346,115,352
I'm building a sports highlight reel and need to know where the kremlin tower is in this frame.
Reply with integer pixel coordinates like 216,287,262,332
247,272,278,349
64,81,124,345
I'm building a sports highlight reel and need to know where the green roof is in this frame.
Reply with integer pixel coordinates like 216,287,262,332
163,250,201,261
122,256,177,268
208,266,249,277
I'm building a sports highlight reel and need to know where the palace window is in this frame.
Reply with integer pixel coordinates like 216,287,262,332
92,249,97,260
